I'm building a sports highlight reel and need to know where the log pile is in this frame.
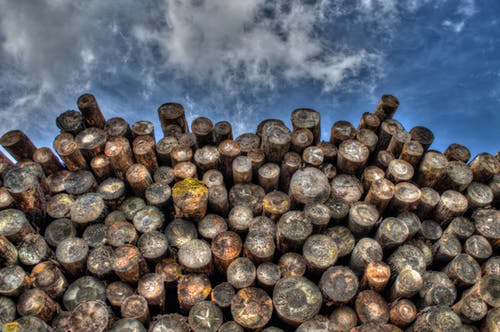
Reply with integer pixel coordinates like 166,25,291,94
0,94,499,332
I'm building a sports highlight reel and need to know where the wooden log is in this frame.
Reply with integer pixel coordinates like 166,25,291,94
235,133,260,155
433,189,468,226
0,129,37,161
464,235,492,262
64,169,97,195
177,273,212,311
106,220,138,247
434,160,473,192
355,290,390,324
96,177,126,209
137,273,165,310
360,261,391,292
465,181,494,209
218,321,244,332
443,253,481,287
149,314,190,332
301,146,323,168
317,141,337,164
56,110,85,135
279,151,301,193
409,126,434,152
291,108,321,144
75,127,107,161
44,218,76,247
389,299,417,328
77,93,106,128
415,187,440,219
213,121,233,144
364,178,395,213
170,145,193,166
408,306,462,332
17,288,59,322
445,143,471,163
472,208,500,242
324,226,355,258
87,245,114,279
0,208,35,243
387,129,411,157
358,112,381,131
349,238,383,275
388,182,421,213
399,140,424,168
453,293,488,323
207,184,229,216
276,211,312,252
178,239,213,274
211,231,242,273
419,219,442,241
444,216,474,240
106,281,134,308
211,282,235,309
105,117,132,141
227,257,256,289
375,120,402,152
330,306,358,332
0,265,28,297
18,233,50,266
396,212,421,239
154,165,175,184
256,262,281,288
257,163,280,193
33,147,63,176
278,252,306,277
330,120,356,146
56,237,89,277
132,135,158,172
386,159,414,183
191,117,214,147
132,120,155,140
273,276,322,326
469,154,500,184
0,296,16,325
109,318,146,332
373,150,394,170
263,125,291,163
262,190,290,221
320,266,358,306
218,139,241,183
194,145,220,172
112,244,148,284
165,218,197,249
231,287,272,330
387,244,426,275
53,132,87,170
156,136,179,166
229,183,265,215
361,166,385,192
121,295,149,325
158,102,189,134
482,308,500,332
356,129,378,154
90,154,113,180
232,155,252,184
0,187,13,209
291,128,313,154
418,271,457,307
173,161,197,181
432,233,462,263
375,217,409,250
189,300,223,331
172,178,208,220
70,192,107,225
388,268,423,300
83,223,107,248
303,202,329,231
145,182,171,209
137,231,169,263
62,276,106,311
105,136,135,179
289,167,330,206
373,95,399,121
0,235,17,266
302,234,337,273
348,202,380,237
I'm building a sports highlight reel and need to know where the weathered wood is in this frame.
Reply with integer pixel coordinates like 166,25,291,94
105,136,135,179
355,290,390,324
358,112,381,131
320,266,358,306
374,95,399,121
409,126,434,152
77,93,106,128
112,244,148,284
105,117,132,140
56,110,85,135
177,273,211,311
231,287,272,330
0,129,37,161
291,128,314,155
189,300,223,331
54,132,88,171
213,121,233,144
156,136,179,166
158,102,189,134
211,231,242,273
191,117,214,147
445,143,471,163
330,120,356,146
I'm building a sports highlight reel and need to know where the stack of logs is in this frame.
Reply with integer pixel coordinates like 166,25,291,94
0,93,499,332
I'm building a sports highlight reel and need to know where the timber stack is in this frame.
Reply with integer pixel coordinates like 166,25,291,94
0,93,499,332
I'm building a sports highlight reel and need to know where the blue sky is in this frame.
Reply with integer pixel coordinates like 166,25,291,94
0,0,498,159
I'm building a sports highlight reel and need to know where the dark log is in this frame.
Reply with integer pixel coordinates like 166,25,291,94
165,218,197,249
349,238,383,275
109,318,146,332
194,145,220,172
466,181,494,209
258,163,280,193
244,232,275,264
0,296,16,325
33,147,63,176
409,126,434,152
213,121,233,144
218,139,241,183
97,177,126,208
56,110,85,135
170,145,193,167
90,154,113,180
276,211,312,252
443,253,481,287
291,128,314,154
373,150,394,170
219,321,244,332
211,231,242,273
235,133,260,155
469,152,500,183
227,257,256,289
407,306,462,332
211,282,235,309
375,217,409,250
105,136,135,179
121,295,149,325
189,300,223,331
229,183,265,215
87,245,114,279
356,129,378,154
232,155,252,184
453,293,488,323
0,235,17,266
137,273,165,310
137,231,169,263
418,271,457,307
18,233,50,266
387,244,426,276
330,174,363,203
0,187,13,209
388,268,423,300
397,211,421,239
256,262,281,287
133,135,158,172
154,165,175,184
289,167,330,205
388,182,421,213
132,120,155,140
329,306,358,332
361,261,391,292
320,266,358,306
173,161,197,181
389,299,417,328
399,140,424,168
70,192,107,225
419,219,442,241
291,108,321,144
432,233,462,263
273,276,322,326
373,95,399,121
106,281,135,308
158,102,189,134
44,218,76,247
106,221,138,247
464,235,492,262
77,93,106,128
375,120,402,152
62,275,106,310
231,287,272,330
387,129,411,157
263,125,291,163
348,202,380,237
145,182,171,209
358,112,381,131
177,273,212,311
0,208,35,243
279,151,302,193
56,237,89,277
445,143,471,163
191,117,213,147
472,208,500,241
156,136,179,166
433,189,468,226
355,290,390,324
415,187,440,219
0,129,37,161
178,239,213,274
361,166,385,192
65,169,97,195
75,127,107,161
112,244,148,283
444,216,474,240
302,234,337,273
324,226,355,258
278,252,306,277
105,117,132,141
386,159,413,183
330,120,356,146
149,314,190,332
303,202,330,230
17,288,59,322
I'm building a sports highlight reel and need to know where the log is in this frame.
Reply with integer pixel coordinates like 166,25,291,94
33,147,63,176
409,126,434,152
75,127,107,161
105,117,132,141
54,132,87,171
291,108,321,144
56,110,85,135
320,266,358,306
158,102,189,134
374,95,399,121
211,282,235,309
358,112,381,131
191,117,213,147
177,273,211,311
213,121,233,144
211,231,242,273
133,135,158,172
231,287,272,330
77,93,106,128
105,136,135,179
291,128,314,154
445,143,471,163
156,136,179,166
0,130,37,162
189,300,223,331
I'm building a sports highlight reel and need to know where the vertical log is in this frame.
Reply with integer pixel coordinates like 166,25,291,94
126,163,153,197
279,151,302,193
90,154,113,180
211,231,242,274
231,287,272,330
409,126,434,152
191,117,214,147
330,120,356,146
105,136,135,179
158,102,189,134
53,133,87,171
399,140,424,168
320,266,358,306
291,128,314,154
77,93,106,129
75,127,107,161
373,95,399,121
